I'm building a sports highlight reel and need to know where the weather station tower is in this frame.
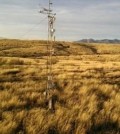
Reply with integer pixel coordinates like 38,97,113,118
40,0,56,111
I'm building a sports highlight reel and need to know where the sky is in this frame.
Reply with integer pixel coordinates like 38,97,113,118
0,0,120,41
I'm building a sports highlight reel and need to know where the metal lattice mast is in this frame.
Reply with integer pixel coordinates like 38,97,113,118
40,0,56,111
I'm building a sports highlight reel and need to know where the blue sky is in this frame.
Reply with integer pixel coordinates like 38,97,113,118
0,0,120,41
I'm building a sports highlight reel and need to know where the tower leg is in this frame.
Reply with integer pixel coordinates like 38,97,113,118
48,96,55,112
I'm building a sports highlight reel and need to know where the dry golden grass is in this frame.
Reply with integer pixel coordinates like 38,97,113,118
0,39,120,134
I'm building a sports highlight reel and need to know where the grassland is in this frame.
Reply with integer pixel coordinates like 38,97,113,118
0,39,120,134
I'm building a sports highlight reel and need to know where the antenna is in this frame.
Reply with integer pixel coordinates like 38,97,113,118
40,0,56,111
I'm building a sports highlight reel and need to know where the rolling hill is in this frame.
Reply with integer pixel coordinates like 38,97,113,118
0,39,120,134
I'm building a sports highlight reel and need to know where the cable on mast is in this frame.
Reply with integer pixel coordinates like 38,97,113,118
40,0,56,112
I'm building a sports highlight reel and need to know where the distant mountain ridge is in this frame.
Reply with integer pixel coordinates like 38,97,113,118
77,39,120,43
0,37,6,39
